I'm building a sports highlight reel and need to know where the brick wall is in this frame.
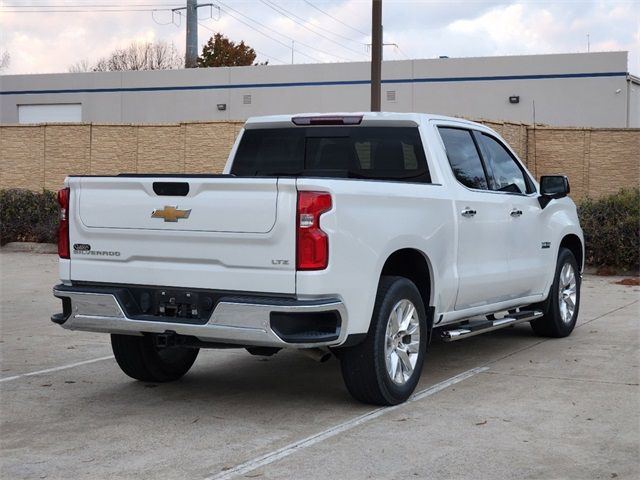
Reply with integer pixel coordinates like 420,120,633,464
480,120,529,162
526,127,640,200
1,121,637,200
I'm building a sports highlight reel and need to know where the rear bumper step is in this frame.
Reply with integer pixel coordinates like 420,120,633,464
440,310,543,342
52,284,347,348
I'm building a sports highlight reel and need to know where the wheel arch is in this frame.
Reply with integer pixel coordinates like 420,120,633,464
378,248,434,339
560,233,584,272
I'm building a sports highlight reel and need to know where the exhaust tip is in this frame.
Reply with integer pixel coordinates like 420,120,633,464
300,347,332,363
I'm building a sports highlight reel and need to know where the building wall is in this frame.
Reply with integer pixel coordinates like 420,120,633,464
629,77,640,127
1,52,635,128
1,120,637,201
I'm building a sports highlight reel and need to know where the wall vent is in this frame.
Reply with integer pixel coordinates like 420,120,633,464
243,94,252,105
386,90,396,102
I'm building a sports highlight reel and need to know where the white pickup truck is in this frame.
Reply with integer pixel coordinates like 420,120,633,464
52,112,583,405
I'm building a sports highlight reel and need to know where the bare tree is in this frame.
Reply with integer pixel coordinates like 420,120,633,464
67,41,183,72
152,42,181,70
92,41,183,71
0,50,10,72
68,59,92,73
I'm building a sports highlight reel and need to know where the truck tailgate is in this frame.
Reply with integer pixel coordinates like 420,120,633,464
67,176,297,294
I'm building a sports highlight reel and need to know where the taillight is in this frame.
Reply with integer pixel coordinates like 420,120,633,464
297,191,332,270
57,188,70,259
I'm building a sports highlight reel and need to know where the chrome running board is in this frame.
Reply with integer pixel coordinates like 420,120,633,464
440,310,544,342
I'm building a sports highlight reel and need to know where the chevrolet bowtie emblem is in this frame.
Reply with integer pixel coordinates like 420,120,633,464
151,206,191,222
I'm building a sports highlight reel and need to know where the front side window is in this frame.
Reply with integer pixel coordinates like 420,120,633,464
438,127,488,190
477,133,531,194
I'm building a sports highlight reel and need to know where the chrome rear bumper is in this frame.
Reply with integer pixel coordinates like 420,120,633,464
52,285,347,348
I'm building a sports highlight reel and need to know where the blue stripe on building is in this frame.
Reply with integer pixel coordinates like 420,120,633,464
0,71,628,96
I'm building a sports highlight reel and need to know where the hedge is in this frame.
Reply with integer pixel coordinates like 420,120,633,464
1,188,638,272
0,189,59,246
578,188,639,272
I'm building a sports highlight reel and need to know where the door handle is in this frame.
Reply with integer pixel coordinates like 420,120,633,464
461,208,477,218
510,209,523,217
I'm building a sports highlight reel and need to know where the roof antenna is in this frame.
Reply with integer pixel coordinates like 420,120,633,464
587,34,590,53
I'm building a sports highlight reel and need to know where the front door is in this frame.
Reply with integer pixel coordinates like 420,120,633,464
455,190,514,309
474,131,547,298
437,126,513,310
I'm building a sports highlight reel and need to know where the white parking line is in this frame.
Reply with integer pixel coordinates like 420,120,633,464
204,366,489,480
0,355,114,383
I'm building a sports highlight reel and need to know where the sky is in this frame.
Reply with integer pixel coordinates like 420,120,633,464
1,0,639,75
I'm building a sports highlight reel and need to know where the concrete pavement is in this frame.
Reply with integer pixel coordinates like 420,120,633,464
1,251,638,479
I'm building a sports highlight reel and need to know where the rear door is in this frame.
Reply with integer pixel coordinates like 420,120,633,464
68,176,297,294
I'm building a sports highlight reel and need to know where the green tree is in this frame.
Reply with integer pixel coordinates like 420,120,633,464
197,33,264,67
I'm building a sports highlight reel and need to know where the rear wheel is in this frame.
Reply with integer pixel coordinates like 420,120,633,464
339,276,427,406
531,248,581,338
111,334,199,382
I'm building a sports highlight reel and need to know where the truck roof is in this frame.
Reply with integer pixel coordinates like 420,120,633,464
244,112,485,129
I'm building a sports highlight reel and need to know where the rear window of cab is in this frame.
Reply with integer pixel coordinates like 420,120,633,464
231,127,431,183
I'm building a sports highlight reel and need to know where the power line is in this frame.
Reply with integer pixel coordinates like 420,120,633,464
212,4,319,62
2,0,361,64
1,1,181,5
207,4,321,63
0,1,182,12
217,1,341,61
259,0,365,58
1,8,175,12
0,3,182,11
262,0,367,48
394,45,411,59
151,8,180,26
2,3,181,7
215,1,352,62
169,7,287,64
259,0,367,58
2,3,317,63
303,0,369,37
197,20,289,65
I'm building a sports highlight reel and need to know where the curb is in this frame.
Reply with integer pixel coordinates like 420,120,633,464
1,242,57,254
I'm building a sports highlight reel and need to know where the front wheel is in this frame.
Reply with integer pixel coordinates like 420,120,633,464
530,248,581,338
339,276,427,406
111,334,199,382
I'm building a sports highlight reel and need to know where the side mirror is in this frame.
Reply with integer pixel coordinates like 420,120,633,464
538,175,570,208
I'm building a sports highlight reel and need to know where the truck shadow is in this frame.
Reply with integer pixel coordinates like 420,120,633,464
87,323,544,412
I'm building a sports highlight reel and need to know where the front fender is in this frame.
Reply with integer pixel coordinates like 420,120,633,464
541,197,584,298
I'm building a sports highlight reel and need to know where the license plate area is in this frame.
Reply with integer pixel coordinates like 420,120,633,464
155,290,201,319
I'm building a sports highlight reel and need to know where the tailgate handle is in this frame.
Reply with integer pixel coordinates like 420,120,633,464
153,182,189,196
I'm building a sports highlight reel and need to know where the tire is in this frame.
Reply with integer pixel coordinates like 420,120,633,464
339,276,427,406
111,334,199,382
530,248,581,338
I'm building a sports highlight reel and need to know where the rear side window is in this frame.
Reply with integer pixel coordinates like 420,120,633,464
438,127,488,190
476,133,532,194
231,127,431,182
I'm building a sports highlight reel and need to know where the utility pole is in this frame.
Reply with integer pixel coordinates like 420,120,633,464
172,1,214,68
370,0,382,111
185,0,198,68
